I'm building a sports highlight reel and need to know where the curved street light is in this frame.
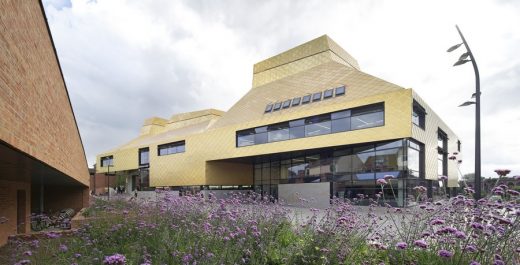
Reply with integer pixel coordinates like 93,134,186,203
448,25,481,199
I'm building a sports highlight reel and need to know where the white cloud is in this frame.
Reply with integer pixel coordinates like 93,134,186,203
43,0,520,177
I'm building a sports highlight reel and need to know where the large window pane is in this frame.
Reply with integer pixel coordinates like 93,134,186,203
375,148,404,172
352,148,375,173
331,118,350,133
351,111,384,130
305,121,331,137
306,155,321,177
289,157,307,179
408,147,420,178
331,110,351,119
268,129,289,142
280,160,290,180
237,135,254,146
176,145,185,153
255,132,268,144
139,148,149,165
289,126,305,139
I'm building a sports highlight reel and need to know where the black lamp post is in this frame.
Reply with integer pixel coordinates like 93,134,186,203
447,25,481,199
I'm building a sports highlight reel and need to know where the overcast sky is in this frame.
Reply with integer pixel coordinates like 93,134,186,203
42,0,520,178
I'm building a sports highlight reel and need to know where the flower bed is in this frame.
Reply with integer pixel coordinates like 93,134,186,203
1,182,519,264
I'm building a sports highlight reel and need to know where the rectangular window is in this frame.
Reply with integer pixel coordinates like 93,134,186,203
292,97,301,106
331,118,350,133
237,129,255,147
267,123,290,142
282,99,291,109
305,114,331,137
335,86,346,96
312,92,322,102
302,95,311,104
264,104,273,113
139,148,149,166
100,156,113,167
351,111,384,130
412,100,426,129
273,102,282,111
437,129,448,177
331,110,350,119
323,89,333,99
289,126,305,139
158,141,185,156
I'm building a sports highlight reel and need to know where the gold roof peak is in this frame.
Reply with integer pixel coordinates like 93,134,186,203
252,35,360,88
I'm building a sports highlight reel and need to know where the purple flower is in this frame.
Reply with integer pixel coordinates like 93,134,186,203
438,175,448,181
438,249,453,258
23,251,32,256
395,242,407,250
507,189,519,196
14,260,31,265
182,254,192,263
465,245,477,253
430,219,445,225
471,222,484,230
59,244,68,252
413,186,427,193
493,260,505,265
74,253,82,258
454,231,466,239
376,179,387,185
469,261,481,265
103,254,126,265
413,239,428,249
45,231,61,239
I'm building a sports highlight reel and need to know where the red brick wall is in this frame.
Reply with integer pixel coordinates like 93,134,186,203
0,0,89,186
0,180,30,246
90,173,118,195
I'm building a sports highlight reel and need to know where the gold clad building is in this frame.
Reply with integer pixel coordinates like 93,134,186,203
96,35,460,206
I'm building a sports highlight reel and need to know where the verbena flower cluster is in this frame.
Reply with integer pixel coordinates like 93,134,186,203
1,176,519,264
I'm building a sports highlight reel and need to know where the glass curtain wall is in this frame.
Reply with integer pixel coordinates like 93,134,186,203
253,139,424,206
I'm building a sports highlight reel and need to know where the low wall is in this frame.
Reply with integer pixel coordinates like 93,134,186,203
200,190,251,200
278,182,330,208
136,190,179,202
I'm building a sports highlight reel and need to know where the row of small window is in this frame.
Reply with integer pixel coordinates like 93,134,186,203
264,86,346,113
100,140,186,167
237,103,384,147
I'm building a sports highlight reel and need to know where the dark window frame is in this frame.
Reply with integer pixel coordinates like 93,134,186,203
157,140,186,156
273,102,282,111
237,102,385,147
138,147,150,166
312,92,322,102
335,86,346,96
100,156,113,167
282,99,291,109
264,104,273,113
302,95,311,104
292,97,301,106
323,89,334,99
412,100,426,129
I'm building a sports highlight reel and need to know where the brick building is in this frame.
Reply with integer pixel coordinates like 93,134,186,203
0,0,90,245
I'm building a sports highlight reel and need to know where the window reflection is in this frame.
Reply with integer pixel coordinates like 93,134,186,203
237,103,384,147
252,139,422,207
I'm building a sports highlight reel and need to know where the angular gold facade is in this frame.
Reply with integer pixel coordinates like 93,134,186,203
97,35,460,193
